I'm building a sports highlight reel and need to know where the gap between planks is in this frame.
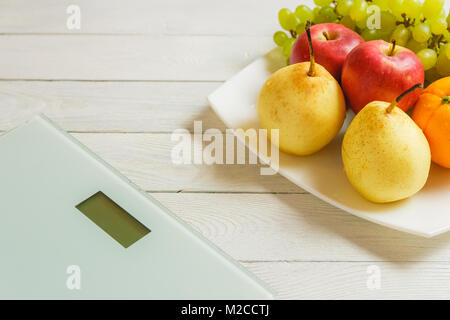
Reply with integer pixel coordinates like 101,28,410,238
0,79,224,83
147,191,308,195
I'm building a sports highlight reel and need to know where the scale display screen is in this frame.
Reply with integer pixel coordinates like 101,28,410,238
76,191,150,248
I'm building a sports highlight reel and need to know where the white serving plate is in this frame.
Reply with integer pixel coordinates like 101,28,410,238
208,48,450,238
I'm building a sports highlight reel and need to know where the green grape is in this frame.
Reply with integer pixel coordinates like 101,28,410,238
295,5,314,22
390,25,411,46
425,67,441,83
430,17,448,35
315,6,338,24
361,28,382,41
314,0,333,7
313,7,321,20
444,30,450,43
295,22,307,36
341,15,357,30
279,8,299,31
356,17,368,29
336,0,354,16
350,0,368,22
422,0,445,19
436,45,450,76
417,48,438,70
443,43,450,60
381,32,392,42
406,39,428,53
380,11,397,34
389,0,405,18
436,9,446,19
412,23,432,43
373,0,389,11
282,38,295,58
273,31,289,47
404,0,422,19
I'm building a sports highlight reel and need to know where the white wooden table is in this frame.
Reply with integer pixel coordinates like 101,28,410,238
2,0,450,299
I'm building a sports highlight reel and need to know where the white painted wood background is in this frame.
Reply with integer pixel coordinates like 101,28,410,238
2,0,450,299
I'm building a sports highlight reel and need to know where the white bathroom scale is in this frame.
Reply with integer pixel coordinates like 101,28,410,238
0,115,274,300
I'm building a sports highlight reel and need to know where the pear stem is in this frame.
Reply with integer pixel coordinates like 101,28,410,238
388,40,397,56
386,83,423,114
306,21,316,77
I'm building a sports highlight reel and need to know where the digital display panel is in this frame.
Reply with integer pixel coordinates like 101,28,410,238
76,191,150,248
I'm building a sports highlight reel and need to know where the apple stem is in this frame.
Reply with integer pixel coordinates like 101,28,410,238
306,21,316,77
388,40,397,56
323,31,330,40
386,83,423,114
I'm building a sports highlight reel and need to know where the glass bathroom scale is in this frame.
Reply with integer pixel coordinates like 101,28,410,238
0,115,274,299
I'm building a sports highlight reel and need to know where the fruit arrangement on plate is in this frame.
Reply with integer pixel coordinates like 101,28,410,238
274,0,450,83
258,1,450,204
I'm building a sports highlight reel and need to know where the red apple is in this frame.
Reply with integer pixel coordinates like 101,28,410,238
342,40,425,114
290,23,364,81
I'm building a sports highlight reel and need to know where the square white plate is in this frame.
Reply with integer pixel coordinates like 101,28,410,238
208,48,450,238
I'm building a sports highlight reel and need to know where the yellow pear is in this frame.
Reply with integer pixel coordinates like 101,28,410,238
342,84,431,203
257,22,346,156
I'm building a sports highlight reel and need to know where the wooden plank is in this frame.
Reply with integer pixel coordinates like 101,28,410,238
151,193,450,262
45,132,448,264
1,0,448,38
244,261,450,299
0,35,272,80
0,0,301,35
0,81,224,132
73,133,302,193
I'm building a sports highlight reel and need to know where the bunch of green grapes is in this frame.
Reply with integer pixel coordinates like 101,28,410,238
273,0,450,83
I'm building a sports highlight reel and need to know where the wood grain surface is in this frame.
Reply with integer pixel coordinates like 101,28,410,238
1,0,449,299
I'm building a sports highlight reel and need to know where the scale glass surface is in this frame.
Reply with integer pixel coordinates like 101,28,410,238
0,115,274,299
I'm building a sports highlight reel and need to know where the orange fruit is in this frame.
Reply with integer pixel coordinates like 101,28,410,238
412,77,450,168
